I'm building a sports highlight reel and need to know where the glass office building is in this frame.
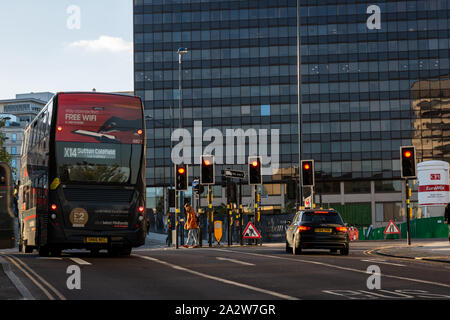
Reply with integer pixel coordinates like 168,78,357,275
134,0,450,226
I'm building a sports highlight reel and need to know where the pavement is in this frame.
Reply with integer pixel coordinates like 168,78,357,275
370,238,450,263
142,231,235,248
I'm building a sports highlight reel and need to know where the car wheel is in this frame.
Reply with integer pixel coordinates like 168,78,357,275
292,235,302,255
285,240,292,253
340,247,349,256
330,249,338,254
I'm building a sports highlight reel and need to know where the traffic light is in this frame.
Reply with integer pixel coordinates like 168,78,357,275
175,164,188,191
201,155,215,185
193,179,205,195
226,181,237,204
400,146,416,178
248,156,262,185
301,160,314,187
168,189,175,207
287,179,297,200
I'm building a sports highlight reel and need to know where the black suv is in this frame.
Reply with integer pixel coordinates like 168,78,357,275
285,209,350,255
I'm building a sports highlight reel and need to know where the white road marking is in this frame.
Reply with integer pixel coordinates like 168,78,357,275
209,248,450,289
69,258,91,265
6,255,66,300
0,256,35,300
216,257,255,266
361,259,406,267
36,257,63,260
133,254,299,300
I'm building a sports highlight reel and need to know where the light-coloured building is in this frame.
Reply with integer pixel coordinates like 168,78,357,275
0,114,22,181
0,92,54,182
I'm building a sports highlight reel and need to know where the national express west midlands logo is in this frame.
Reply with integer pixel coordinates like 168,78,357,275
171,121,279,176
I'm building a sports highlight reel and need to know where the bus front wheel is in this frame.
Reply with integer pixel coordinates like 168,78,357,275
22,240,33,254
120,246,132,256
38,246,50,257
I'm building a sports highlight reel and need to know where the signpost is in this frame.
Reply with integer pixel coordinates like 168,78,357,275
417,161,449,207
222,169,246,246
214,221,223,245
383,220,401,236
222,169,245,179
243,222,261,239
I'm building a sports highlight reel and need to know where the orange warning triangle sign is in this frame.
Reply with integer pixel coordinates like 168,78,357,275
243,222,261,239
383,220,401,234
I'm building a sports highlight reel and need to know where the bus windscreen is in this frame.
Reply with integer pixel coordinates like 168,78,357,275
55,93,144,185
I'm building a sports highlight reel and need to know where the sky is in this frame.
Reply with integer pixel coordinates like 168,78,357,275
0,0,134,99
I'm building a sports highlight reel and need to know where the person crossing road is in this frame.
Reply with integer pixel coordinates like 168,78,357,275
183,203,199,248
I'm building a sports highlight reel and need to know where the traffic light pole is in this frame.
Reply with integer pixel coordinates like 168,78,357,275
197,190,202,248
253,185,260,246
239,181,243,246
405,178,411,245
175,192,179,249
208,185,212,247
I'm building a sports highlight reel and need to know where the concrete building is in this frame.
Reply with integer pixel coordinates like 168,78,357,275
0,92,54,182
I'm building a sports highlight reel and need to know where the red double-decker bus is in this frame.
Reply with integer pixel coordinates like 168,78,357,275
18,92,146,256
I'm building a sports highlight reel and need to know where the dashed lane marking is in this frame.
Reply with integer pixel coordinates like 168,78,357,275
133,254,299,300
216,257,255,266
208,248,450,289
360,259,406,267
69,258,91,265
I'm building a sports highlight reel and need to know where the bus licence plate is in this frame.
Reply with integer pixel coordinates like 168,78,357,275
85,237,108,244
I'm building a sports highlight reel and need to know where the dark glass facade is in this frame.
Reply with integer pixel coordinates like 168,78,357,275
134,0,450,219
134,0,299,189
299,0,450,186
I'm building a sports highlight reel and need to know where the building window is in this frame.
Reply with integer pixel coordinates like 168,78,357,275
374,180,402,192
344,181,371,194
261,105,270,116
375,202,403,222
315,181,341,194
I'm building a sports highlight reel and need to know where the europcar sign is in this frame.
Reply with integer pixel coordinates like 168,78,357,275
417,161,449,206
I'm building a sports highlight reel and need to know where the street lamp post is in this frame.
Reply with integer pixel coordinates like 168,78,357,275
176,47,188,248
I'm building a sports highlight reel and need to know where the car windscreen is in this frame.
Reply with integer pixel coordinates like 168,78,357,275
301,212,344,224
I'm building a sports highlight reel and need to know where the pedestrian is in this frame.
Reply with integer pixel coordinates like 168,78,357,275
183,203,199,248
444,203,450,242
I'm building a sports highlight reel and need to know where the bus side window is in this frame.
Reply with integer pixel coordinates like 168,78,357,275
0,167,5,185
24,186,29,211
30,123,36,149
22,128,29,156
